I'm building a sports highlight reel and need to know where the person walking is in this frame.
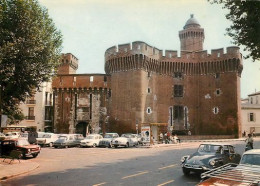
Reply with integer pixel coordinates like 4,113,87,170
245,133,254,151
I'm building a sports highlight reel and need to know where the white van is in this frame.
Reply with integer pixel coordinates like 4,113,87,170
37,133,61,147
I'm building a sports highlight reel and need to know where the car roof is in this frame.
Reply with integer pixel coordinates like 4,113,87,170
242,149,260,155
200,143,233,146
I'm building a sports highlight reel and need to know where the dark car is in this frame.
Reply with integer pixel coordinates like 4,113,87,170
181,143,241,176
53,134,84,148
199,149,260,185
0,138,41,159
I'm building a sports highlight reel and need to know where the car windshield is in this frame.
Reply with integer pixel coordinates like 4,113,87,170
86,136,94,139
240,154,260,166
121,134,131,138
198,144,222,154
17,139,30,146
104,134,113,138
59,136,67,140
42,134,51,138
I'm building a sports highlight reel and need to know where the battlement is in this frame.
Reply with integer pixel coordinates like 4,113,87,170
105,41,241,62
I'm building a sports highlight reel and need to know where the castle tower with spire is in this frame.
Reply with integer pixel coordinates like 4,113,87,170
179,14,205,51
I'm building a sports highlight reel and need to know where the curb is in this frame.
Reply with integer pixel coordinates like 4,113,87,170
0,160,40,181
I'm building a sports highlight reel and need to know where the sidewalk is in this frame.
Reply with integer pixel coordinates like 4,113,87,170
0,158,39,181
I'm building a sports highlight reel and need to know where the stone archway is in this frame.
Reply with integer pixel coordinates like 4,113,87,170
76,122,90,137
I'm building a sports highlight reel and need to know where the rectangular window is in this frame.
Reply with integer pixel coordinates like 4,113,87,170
104,76,107,82
174,105,183,120
169,107,173,126
28,107,34,116
249,113,255,122
174,85,183,97
90,76,94,82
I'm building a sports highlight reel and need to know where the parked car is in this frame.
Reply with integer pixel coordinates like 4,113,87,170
112,133,138,148
4,132,20,139
132,134,142,144
36,133,61,147
0,132,5,141
0,138,41,159
99,133,119,148
80,134,103,147
53,134,84,148
181,143,241,176
199,149,260,185
19,131,38,144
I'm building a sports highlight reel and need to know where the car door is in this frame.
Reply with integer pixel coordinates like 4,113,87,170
228,146,241,163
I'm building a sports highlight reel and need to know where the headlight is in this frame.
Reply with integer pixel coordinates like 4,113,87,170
28,149,31,152
209,160,216,166
181,156,189,163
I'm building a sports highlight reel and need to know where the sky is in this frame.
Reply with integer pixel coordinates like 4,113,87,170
39,0,260,99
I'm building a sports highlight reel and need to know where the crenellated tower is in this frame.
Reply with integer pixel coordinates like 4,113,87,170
58,53,79,75
179,14,204,52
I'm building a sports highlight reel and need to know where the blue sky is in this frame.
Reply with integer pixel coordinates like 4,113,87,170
39,0,260,98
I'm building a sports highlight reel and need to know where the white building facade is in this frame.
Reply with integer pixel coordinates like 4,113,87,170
17,82,53,132
241,91,260,136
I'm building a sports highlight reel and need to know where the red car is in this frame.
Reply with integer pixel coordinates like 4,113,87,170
0,138,41,159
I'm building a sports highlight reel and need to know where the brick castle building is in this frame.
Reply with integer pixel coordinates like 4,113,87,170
53,15,243,137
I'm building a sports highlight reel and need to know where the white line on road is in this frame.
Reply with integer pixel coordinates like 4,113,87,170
158,164,177,170
92,182,107,186
157,180,174,186
121,171,149,179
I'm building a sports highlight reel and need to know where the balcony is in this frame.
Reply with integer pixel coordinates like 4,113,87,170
26,100,36,104
25,116,35,120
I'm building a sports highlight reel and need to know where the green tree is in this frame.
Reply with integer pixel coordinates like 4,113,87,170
209,0,260,61
0,0,62,122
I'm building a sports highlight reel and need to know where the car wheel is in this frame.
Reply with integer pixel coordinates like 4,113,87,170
125,142,129,148
182,168,190,176
93,143,97,148
114,145,118,148
32,153,38,158
49,143,53,147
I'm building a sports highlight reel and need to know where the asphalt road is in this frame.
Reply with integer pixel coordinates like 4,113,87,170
1,140,259,186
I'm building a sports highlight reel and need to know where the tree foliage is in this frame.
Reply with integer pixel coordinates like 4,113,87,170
209,0,260,61
0,0,62,121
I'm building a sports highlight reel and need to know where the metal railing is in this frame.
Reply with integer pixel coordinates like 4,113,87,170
201,163,260,185
26,100,36,104
25,116,35,120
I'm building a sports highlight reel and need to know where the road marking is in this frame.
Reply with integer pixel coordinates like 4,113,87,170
157,180,174,186
158,164,177,170
121,171,149,179
92,182,106,186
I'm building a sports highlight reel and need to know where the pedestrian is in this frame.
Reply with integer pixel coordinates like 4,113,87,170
173,134,180,143
159,133,163,143
188,131,191,136
245,133,254,151
242,131,246,137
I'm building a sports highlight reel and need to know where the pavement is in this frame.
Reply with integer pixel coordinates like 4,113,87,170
0,137,259,181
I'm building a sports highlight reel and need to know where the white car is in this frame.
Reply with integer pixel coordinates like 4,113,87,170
4,132,20,139
112,133,138,148
239,149,260,166
80,134,103,147
99,133,119,148
36,133,61,147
